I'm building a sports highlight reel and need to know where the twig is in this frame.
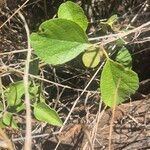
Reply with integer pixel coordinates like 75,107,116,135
54,61,105,149
0,77,6,111
0,0,29,29
108,78,121,150
91,105,107,147
89,21,150,44
83,128,94,150
0,49,31,55
126,0,148,30
57,61,105,133
18,11,32,150
4,66,99,94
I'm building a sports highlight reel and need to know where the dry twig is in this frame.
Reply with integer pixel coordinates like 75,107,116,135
18,11,32,150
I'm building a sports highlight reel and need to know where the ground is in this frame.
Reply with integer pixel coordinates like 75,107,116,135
0,0,150,150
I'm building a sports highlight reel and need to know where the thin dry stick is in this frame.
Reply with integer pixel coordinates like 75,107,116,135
103,21,150,45
0,77,6,111
108,106,115,150
83,129,94,150
108,78,121,150
54,62,105,149
89,21,150,43
126,0,149,30
57,61,105,134
18,11,32,150
0,133,50,148
82,102,106,150
91,105,107,147
0,0,29,29
12,133,49,142
0,49,30,55
4,66,98,94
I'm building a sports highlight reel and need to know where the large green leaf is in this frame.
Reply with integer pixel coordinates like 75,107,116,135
6,81,25,106
100,59,139,107
34,102,63,126
30,18,90,65
58,1,88,31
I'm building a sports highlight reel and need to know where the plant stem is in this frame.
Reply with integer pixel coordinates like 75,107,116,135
99,45,109,59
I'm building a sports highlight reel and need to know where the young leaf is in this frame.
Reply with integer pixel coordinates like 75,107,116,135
101,14,118,31
30,18,90,65
116,38,126,47
34,102,63,126
58,1,88,31
115,46,132,68
29,83,39,100
106,14,118,28
82,46,103,68
6,81,25,106
100,59,139,107
3,112,18,129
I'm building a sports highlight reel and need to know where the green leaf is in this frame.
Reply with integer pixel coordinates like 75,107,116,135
82,46,102,68
0,119,6,128
101,14,118,30
106,14,118,27
115,46,132,68
2,112,18,129
15,103,25,112
8,103,25,113
29,83,39,100
30,18,90,65
6,81,25,106
34,102,63,126
58,1,88,31
116,38,126,47
100,59,139,107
